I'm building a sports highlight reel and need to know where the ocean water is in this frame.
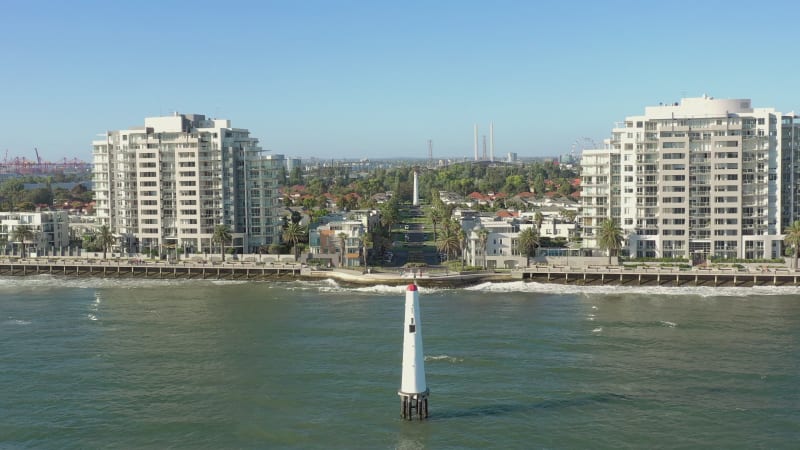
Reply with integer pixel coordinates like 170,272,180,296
1,276,798,449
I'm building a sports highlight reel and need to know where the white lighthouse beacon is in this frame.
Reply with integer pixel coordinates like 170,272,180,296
398,283,429,419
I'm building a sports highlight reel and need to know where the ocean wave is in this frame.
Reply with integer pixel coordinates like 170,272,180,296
1,274,796,297
463,280,799,297
0,275,204,290
315,279,446,295
425,354,464,363
4,319,32,326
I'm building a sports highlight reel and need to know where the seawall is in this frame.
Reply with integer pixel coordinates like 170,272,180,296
1,259,799,288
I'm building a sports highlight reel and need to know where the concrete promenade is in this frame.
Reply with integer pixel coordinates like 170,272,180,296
1,257,799,288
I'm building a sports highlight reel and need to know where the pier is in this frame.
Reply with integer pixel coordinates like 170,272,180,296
0,258,304,281
513,265,800,287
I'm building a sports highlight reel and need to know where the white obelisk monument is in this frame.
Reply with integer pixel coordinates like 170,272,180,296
412,168,419,206
398,283,429,419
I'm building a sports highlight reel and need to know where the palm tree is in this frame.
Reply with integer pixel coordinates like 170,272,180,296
477,227,490,269
561,208,578,224
456,224,466,266
362,233,372,265
517,227,539,267
97,224,115,259
437,220,461,262
338,232,348,267
597,218,623,265
212,224,232,261
11,224,34,257
282,221,307,261
783,220,800,269
357,237,365,268
428,206,444,242
534,211,544,235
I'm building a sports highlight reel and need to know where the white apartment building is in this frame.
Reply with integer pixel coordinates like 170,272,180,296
582,96,800,261
0,211,70,255
92,113,283,255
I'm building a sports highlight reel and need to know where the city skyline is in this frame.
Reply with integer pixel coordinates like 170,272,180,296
2,0,799,162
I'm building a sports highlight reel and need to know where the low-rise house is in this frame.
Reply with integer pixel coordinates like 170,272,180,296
438,191,466,206
0,211,70,256
308,215,367,267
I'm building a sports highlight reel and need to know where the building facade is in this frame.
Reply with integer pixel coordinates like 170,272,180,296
309,218,366,267
0,211,70,255
92,113,282,255
581,96,800,261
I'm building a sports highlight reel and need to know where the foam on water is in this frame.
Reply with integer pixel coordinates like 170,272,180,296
464,280,800,297
1,274,797,298
425,354,464,363
4,318,32,326
315,279,447,296
0,275,206,290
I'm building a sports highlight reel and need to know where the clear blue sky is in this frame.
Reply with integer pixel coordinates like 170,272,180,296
2,0,799,162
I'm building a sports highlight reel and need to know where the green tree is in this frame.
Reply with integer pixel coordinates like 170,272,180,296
597,218,623,264
1,179,25,211
212,224,232,260
516,227,539,267
282,221,307,261
11,224,34,256
783,220,800,268
27,187,53,206
97,224,115,259
557,179,573,197
15,201,36,212
532,174,546,197
288,166,303,186
379,198,399,230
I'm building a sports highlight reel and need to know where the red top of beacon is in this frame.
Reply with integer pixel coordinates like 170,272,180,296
407,284,418,291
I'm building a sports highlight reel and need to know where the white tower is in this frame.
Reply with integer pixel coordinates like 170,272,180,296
473,124,479,161
412,168,419,206
398,283,429,419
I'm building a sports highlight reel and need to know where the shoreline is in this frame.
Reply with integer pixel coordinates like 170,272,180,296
1,258,799,288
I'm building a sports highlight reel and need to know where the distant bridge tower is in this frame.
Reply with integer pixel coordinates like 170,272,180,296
489,122,495,162
473,124,479,161
427,139,433,165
